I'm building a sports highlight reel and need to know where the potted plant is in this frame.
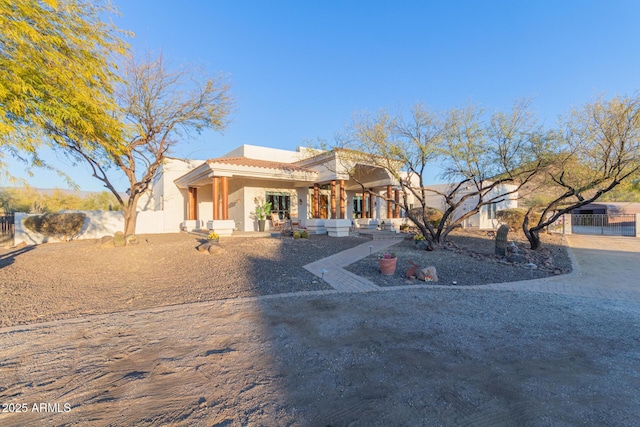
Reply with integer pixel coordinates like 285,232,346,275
207,231,220,243
378,252,397,275
253,198,272,232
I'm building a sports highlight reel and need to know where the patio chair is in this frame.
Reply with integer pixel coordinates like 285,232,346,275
271,212,285,231
290,216,300,230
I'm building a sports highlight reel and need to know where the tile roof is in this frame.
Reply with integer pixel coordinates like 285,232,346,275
206,156,316,174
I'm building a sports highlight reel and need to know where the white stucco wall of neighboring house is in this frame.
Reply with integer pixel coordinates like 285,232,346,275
152,158,202,232
422,182,518,229
14,210,166,246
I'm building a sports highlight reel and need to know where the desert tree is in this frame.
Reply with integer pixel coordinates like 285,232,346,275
0,0,128,180
60,53,232,236
523,94,640,249
340,101,546,244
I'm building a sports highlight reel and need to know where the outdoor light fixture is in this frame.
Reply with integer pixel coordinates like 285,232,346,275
320,268,328,280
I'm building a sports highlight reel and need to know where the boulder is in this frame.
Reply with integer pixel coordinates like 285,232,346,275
417,266,438,282
125,234,139,246
506,253,526,263
415,240,434,251
197,240,220,254
99,235,114,248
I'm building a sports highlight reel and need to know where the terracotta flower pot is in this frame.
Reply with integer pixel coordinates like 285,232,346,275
378,257,397,275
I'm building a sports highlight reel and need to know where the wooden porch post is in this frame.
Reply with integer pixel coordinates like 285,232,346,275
221,176,229,220
394,189,400,218
387,185,393,218
339,180,346,219
330,180,337,219
368,189,374,219
363,192,369,218
212,177,220,220
187,187,198,220
313,184,320,218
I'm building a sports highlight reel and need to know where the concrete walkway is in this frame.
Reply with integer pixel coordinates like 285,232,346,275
303,239,399,292
303,235,640,303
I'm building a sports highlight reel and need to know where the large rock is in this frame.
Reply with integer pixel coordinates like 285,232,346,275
99,235,114,248
197,240,220,254
415,240,434,251
417,266,438,282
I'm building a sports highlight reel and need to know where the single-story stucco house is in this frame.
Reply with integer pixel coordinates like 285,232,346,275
142,144,518,236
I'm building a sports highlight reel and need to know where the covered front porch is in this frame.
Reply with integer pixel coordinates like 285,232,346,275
174,157,318,234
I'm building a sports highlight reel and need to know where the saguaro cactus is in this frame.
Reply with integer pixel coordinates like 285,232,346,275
495,224,510,256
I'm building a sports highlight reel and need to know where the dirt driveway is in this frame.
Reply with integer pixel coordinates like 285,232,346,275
1,236,639,426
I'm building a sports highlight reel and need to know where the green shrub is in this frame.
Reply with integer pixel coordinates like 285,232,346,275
300,230,309,239
496,208,541,232
293,231,301,239
113,231,126,247
409,207,443,227
23,212,86,241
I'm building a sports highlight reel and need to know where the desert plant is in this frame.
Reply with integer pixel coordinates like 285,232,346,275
207,231,220,240
300,230,309,239
413,234,426,241
253,197,273,220
113,231,126,247
378,252,397,259
23,212,86,241
496,208,541,232
409,207,444,227
293,231,301,239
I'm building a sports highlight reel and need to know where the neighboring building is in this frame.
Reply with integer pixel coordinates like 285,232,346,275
422,182,519,229
145,144,518,235
571,202,640,216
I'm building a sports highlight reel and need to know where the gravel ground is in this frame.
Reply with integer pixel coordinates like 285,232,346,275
2,231,639,426
0,233,364,328
0,230,571,328
347,229,572,287
1,289,638,426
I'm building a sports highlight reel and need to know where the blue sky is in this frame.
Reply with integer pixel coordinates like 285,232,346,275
5,0,640,191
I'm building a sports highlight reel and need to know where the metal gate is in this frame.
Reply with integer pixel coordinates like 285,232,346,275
572,214,636,236
0,213,15,246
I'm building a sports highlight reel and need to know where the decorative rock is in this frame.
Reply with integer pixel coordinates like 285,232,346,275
416,240,434,251
416,266,438,282
125,234,138,246
100,235,114,248
15,241,27,249
506,253,526,263
113,231,126,248
495,224,510,256
197,240,220,254
525,263,538,269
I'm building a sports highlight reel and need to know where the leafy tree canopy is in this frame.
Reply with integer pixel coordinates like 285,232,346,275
0,0,129,176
